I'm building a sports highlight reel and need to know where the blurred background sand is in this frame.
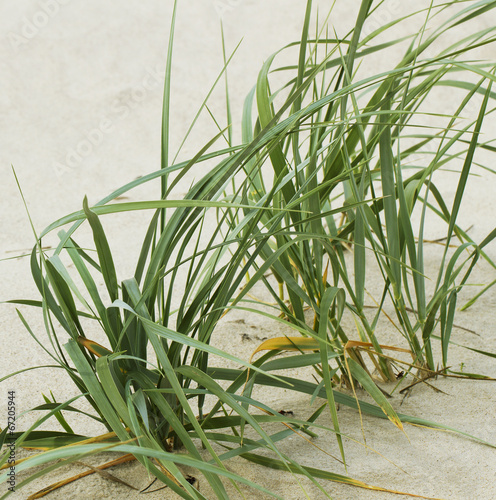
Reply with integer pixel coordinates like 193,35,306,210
1,1,496,498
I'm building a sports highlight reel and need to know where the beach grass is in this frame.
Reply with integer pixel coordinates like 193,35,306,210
2,1,496,498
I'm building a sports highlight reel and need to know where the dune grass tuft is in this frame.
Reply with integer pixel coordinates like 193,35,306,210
2,1,496,498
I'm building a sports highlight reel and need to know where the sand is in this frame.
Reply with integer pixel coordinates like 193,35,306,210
1,1,496,498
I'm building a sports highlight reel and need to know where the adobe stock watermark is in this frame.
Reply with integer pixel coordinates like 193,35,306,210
5,390,17,493
212,0,243,18
6,0,72,52
360,0,401,41
53,64,165,178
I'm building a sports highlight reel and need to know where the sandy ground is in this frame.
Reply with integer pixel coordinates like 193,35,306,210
1,1,496,499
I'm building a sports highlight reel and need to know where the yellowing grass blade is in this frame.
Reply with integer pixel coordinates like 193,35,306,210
322,260,329,287
250,337,320,361
241,452,445,500
77,337,113,358
27,454,137,499
344,340,412,354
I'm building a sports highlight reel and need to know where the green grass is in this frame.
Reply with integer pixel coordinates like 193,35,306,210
2,1,496,498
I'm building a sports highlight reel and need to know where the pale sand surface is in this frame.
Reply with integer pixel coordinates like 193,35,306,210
1,1,496,499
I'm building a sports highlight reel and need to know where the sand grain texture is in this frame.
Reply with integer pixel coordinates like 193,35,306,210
1,1,496,499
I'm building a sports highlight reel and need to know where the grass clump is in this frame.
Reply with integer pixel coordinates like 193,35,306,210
2,1,496,498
